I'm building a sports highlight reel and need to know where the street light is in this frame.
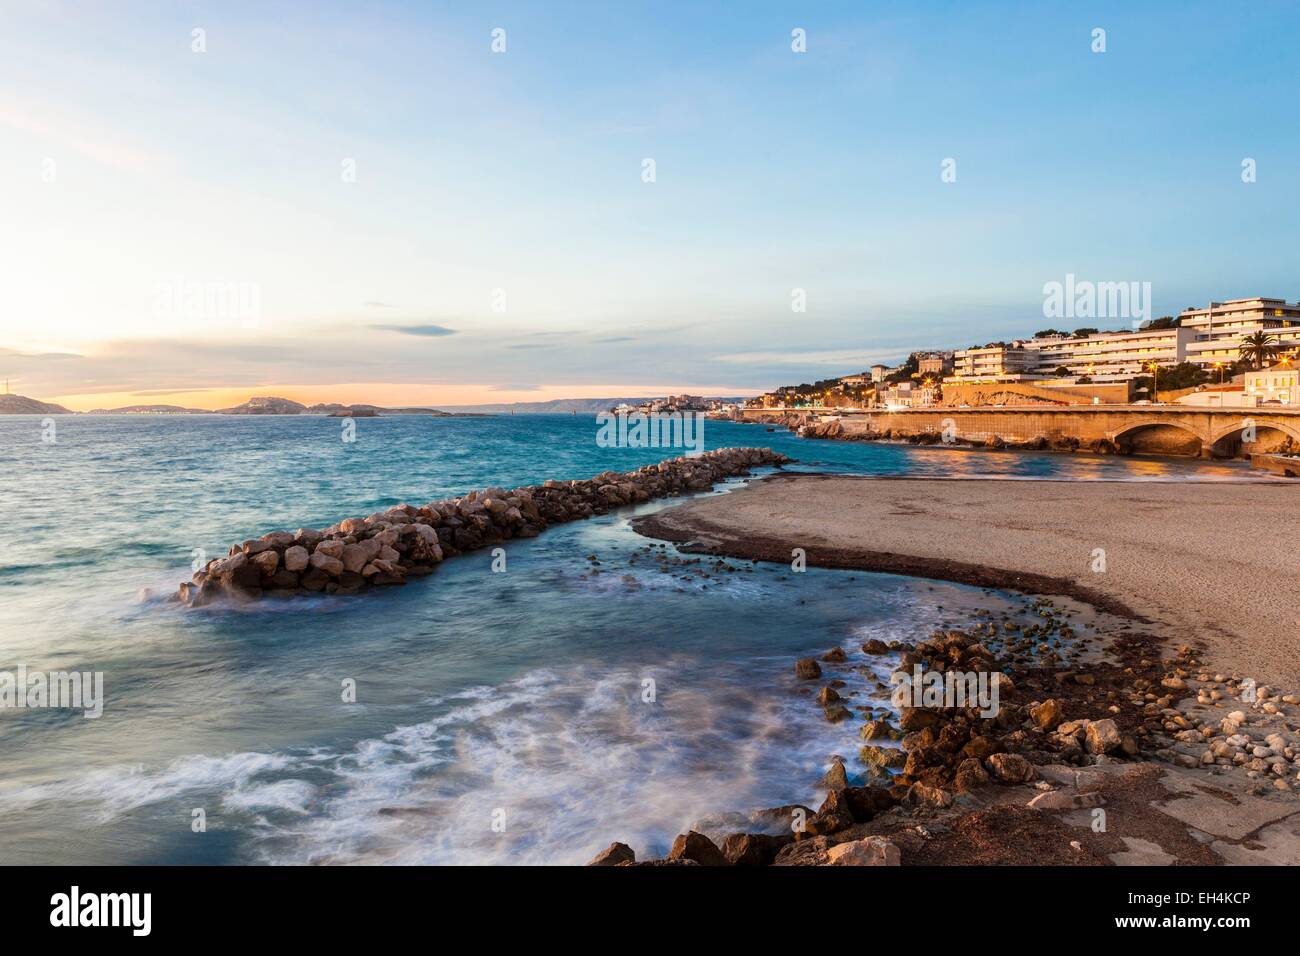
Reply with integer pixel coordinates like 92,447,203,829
1213,361,1224,384
1144,361,1160,402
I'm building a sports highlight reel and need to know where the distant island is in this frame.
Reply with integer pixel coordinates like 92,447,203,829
0,394,73,415
437,397,748,415
85,404,213,415
0,392,748,416
0,393,478,416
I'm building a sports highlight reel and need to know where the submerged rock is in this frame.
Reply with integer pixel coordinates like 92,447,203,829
795,658,822,680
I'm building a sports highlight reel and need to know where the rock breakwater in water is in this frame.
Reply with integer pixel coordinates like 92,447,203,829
176,447,790,605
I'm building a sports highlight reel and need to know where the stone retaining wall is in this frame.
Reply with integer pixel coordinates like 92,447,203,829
177,447,791,605
1249,452,1300,477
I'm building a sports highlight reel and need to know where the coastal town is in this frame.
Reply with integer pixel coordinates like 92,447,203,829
746,296,1300,412
726,296,1300,474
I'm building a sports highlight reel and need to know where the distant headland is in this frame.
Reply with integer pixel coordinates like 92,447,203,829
0,393,749,416
0,393,478,417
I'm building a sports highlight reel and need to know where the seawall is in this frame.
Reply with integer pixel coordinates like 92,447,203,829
743,406,1300,459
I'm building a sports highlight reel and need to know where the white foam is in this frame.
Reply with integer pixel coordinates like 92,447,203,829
0,751,298,823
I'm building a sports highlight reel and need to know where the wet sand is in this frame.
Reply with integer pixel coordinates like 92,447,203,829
635,474,1300,687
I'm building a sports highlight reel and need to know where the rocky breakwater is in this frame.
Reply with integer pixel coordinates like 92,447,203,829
176,447,791,606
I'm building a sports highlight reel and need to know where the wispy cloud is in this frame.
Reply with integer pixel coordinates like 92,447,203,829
714,348,894,366
371,324,458,337
0,96,169,174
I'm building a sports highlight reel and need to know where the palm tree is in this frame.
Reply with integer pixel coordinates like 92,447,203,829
1239,331,1280,370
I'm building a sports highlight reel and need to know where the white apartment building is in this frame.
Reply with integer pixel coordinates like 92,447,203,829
947,343,1042,383
1178,297,1300,369
1026,326,1194,382
948,327,1193,384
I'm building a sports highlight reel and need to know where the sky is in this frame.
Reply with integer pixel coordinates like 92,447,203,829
2,1,1298,411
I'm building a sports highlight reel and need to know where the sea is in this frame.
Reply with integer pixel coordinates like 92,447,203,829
0,414,1271,864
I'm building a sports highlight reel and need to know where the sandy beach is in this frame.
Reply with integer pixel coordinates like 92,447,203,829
637,474,1300,687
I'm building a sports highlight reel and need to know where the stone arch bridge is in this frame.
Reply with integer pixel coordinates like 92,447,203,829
743,406,1300,458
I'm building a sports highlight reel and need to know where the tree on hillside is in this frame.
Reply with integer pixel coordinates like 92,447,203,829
1071,327,1099,338
885,353,919,383
1156,362,1209,391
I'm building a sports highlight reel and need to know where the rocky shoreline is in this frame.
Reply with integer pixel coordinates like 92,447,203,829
582,475,1300,866
591,598,1300,866
176,447,791,606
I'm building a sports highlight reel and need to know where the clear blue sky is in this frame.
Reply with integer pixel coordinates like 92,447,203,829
2,1,1297,407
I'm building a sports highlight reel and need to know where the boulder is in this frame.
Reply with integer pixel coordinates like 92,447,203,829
823,757,849,791
1085,718,1122,754
283,545,309,572
667,831,727,866
314,539,345,559
862,639,890,654
902,727,936,750
300,568,330,591
341,544,370,574
309,552,345,577
1030,698,1064,731
823,702,851,723
898,707,938,731
587,842,635,866
266,569,299,590
773,836,832,866
795,658,822,680
953,757,991,791
861,719,898,741
251,549,279,576
960,735,1002,761
985,752,1036,784
721,832,792,867
860,745,907,770
807,790,854,835
905,782,953,808
816,686,841,706
842,786,897,821
826,836,901,866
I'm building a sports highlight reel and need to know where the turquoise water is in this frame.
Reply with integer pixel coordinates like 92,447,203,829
0,415,1267,864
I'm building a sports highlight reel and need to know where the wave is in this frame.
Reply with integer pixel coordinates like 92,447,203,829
0,657,893,864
